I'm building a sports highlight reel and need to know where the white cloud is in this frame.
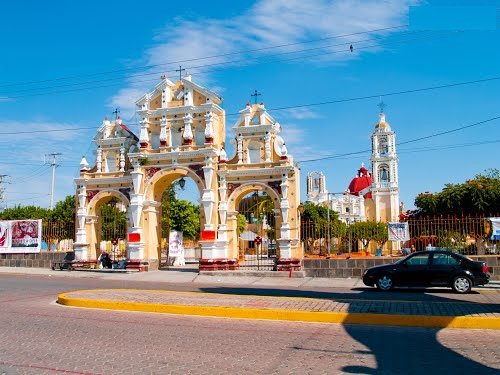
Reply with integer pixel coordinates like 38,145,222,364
110,0,416,116
279,107,320,120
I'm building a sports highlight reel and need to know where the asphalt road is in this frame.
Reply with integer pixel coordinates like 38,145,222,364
0,273,499,374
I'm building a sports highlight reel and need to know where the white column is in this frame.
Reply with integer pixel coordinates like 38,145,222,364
217,175,228,241
139,118,150,148
237,135,243,164
96,147,102,173
119,147,125,172
128,168,144,260
74,185,89,260
204,111,214,143
183,112,193,145
264,132,271,162
201,160,215,231
160,116,168,147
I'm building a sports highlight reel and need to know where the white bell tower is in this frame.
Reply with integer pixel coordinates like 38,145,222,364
370,109,399,222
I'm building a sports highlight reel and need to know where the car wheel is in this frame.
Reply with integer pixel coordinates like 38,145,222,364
452,276,472,294
376,274,393,291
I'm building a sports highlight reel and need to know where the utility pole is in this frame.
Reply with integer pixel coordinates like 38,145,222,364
0,175,9,211
45,153,62,209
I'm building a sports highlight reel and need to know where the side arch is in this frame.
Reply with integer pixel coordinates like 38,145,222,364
85,189,130,261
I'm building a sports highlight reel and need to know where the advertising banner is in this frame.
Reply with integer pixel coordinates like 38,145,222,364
388,222,410,241
0,219,42,253
168,231,183,257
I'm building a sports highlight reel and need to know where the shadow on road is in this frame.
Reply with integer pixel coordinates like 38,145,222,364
199,286,499,374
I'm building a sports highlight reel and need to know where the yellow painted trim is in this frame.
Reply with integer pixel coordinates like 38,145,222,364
57,292,500,330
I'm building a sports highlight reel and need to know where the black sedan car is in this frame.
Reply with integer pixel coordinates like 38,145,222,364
362,250,489,293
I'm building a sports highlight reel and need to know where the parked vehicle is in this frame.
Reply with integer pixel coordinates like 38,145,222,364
362,250,489,293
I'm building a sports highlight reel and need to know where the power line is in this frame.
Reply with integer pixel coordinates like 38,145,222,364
0,30,428,96
0,30,460,100
1,74,499,136
0,25,407,89
298,115,500,163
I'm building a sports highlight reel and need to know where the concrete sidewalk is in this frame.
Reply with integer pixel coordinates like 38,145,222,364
2,266,499,290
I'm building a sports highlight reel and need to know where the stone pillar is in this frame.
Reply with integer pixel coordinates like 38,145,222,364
237,134,243,164
96,147,102,173
139,118,150,148
128,168,144,260
160,116,168,147
278,175,292,258
143,200,161,263
119,147,125,172
204,111,214,144
264,132,271,162
74,185,89,260
183,112,193,145
201,158,215,231
217,175,228,241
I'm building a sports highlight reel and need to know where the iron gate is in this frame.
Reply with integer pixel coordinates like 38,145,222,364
237,191,278,270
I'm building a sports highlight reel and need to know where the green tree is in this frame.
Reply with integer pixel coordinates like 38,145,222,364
301,201,345,237
0,205,50,220
347,221,388,250
236,213,247,235
415,169,500,216
168,200,200,240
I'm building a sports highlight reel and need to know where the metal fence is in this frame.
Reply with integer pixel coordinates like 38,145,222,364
300,216,498,256
406,216,496,254
42,220,75,251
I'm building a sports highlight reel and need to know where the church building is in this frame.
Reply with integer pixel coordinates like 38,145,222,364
307,111,400,224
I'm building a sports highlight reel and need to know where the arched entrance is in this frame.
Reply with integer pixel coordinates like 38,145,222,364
229,184,281,270
143,167,204,268
87,190,130,262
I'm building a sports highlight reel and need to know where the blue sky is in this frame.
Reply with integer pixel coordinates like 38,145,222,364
0,0,498,210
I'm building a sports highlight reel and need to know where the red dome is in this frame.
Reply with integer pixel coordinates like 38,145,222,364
348,164,372,199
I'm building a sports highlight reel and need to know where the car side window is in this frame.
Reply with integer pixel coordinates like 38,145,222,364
433,253,460,266
406,254,429,266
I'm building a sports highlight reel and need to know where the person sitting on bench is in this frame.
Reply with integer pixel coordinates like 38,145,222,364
98,251,112,269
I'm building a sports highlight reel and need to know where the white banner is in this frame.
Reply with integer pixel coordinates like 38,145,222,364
168,231,184,257
490,217,500,241
0,219,42,253
388,222,410,241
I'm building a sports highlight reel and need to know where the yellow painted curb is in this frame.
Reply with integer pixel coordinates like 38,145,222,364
57,292,500,330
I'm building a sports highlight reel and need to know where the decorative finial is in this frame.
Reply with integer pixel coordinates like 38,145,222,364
251,90,262,105
378,97,387,114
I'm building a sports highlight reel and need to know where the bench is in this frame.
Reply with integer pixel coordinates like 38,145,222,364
51,260,97,271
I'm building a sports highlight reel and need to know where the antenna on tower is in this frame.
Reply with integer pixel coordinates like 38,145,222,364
45,153,62,209
378,97,387,114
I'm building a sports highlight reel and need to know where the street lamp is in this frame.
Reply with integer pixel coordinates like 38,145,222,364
179,177,186,190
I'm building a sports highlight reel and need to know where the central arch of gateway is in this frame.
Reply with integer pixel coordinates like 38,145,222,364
73,75,300,270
